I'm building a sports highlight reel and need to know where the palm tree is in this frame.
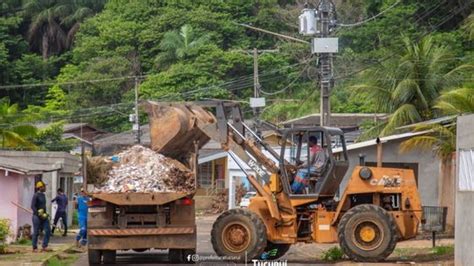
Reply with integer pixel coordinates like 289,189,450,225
23,0,67,59
59,0,105,48
462,14,474,40
354,36,465,139
23,0,104,59
435,87,474,115
400,87,474,157
0,98,37,149
155,24,210,69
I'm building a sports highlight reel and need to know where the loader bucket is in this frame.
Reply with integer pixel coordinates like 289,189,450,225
143,101,216,158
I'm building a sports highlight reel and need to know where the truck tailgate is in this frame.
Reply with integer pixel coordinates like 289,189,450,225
91,192,192,205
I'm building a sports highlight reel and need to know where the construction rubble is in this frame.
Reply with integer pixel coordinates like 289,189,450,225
88,145,195,193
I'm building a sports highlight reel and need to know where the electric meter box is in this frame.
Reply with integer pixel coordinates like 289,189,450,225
311,37,339,53
250,97,266,108
299,8,318,36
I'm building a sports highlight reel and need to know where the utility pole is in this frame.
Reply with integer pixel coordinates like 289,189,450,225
299,0,337,127
252,48,262,136
319,0,332,127
133,77,141,144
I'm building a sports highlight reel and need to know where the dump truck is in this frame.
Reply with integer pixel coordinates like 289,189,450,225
144,100,422,263
85,104,216,264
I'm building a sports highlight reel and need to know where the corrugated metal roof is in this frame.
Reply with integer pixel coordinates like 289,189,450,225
0,157,61,175
333,130,430,153
280,113,388,127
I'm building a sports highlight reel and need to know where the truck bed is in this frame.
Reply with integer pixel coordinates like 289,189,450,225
91,192,193,205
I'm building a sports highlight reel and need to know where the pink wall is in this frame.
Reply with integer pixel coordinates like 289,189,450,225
0,170,35,241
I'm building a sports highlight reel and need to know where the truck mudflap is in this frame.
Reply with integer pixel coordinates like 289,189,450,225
89,227,194,236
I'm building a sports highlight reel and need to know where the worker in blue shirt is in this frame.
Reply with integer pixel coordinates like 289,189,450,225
76,188,89,247
51,188,68,236
31,181,51,252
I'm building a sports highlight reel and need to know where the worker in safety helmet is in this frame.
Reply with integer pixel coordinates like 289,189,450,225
75,188,89,247
31,181,51,252
291,136,327,194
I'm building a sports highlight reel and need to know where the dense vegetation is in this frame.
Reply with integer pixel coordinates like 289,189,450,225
0,0,472,148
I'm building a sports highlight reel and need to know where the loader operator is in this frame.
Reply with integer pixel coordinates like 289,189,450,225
291,136,327,194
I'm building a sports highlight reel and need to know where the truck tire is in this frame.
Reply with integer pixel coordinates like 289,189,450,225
211,208,267,262
337,204,398,262
102,250,116,264
88,249,102,265
261,241,291,260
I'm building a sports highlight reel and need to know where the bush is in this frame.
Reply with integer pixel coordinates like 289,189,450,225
0,219,11,254
321,246,344,261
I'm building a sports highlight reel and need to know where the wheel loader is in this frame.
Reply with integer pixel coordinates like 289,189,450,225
144,100,422,262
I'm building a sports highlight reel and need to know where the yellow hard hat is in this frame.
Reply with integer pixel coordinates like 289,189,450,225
35,181,45,188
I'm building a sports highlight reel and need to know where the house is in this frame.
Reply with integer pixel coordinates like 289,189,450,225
36,123,106,143
0,151,81,240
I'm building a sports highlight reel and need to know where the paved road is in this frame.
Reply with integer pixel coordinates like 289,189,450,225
73,215,454,266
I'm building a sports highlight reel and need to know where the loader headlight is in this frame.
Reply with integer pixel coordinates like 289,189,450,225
359,167,372,180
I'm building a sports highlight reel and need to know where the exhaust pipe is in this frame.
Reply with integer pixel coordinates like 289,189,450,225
376,137,383,168
359,154,366,166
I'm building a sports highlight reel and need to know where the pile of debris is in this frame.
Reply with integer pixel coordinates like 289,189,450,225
88,145,195,193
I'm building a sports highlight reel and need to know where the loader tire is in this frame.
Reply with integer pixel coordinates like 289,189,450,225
211,208,267,262
261,241,291,260
88,249,102,265
337,204,398,262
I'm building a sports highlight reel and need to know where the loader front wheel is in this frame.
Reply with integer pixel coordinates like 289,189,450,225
338,204,397,262
211,209,267,262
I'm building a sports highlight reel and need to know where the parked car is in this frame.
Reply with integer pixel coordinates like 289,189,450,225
239,192,256,208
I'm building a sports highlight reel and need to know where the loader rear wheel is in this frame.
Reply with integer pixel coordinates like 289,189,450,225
338,204,397,262
261,241,291,260
211,208,267,262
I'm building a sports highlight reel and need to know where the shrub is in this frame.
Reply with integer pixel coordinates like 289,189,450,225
0,219,11,254
321,246,344,261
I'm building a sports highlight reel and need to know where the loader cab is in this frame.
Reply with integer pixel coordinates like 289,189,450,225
279,127,349,199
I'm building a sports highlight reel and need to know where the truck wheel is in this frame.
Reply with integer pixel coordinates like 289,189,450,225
337,204,397,262
88,249,102,265
102,250,116,264
261,241,291,260
211,208,267,262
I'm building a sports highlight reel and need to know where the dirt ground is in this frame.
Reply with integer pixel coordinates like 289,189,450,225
68,214,454,265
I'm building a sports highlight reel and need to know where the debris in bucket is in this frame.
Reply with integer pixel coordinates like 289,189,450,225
90,145,195,193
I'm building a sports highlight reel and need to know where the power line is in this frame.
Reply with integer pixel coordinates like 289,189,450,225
338,0,402,27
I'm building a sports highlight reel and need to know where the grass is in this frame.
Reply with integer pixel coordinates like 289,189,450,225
321,246,344,261
431,245,454,255
46,253,80,266
13,238,32,245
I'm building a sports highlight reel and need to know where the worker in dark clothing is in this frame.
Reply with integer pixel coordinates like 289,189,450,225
31,181,51,252
51,188,68,236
